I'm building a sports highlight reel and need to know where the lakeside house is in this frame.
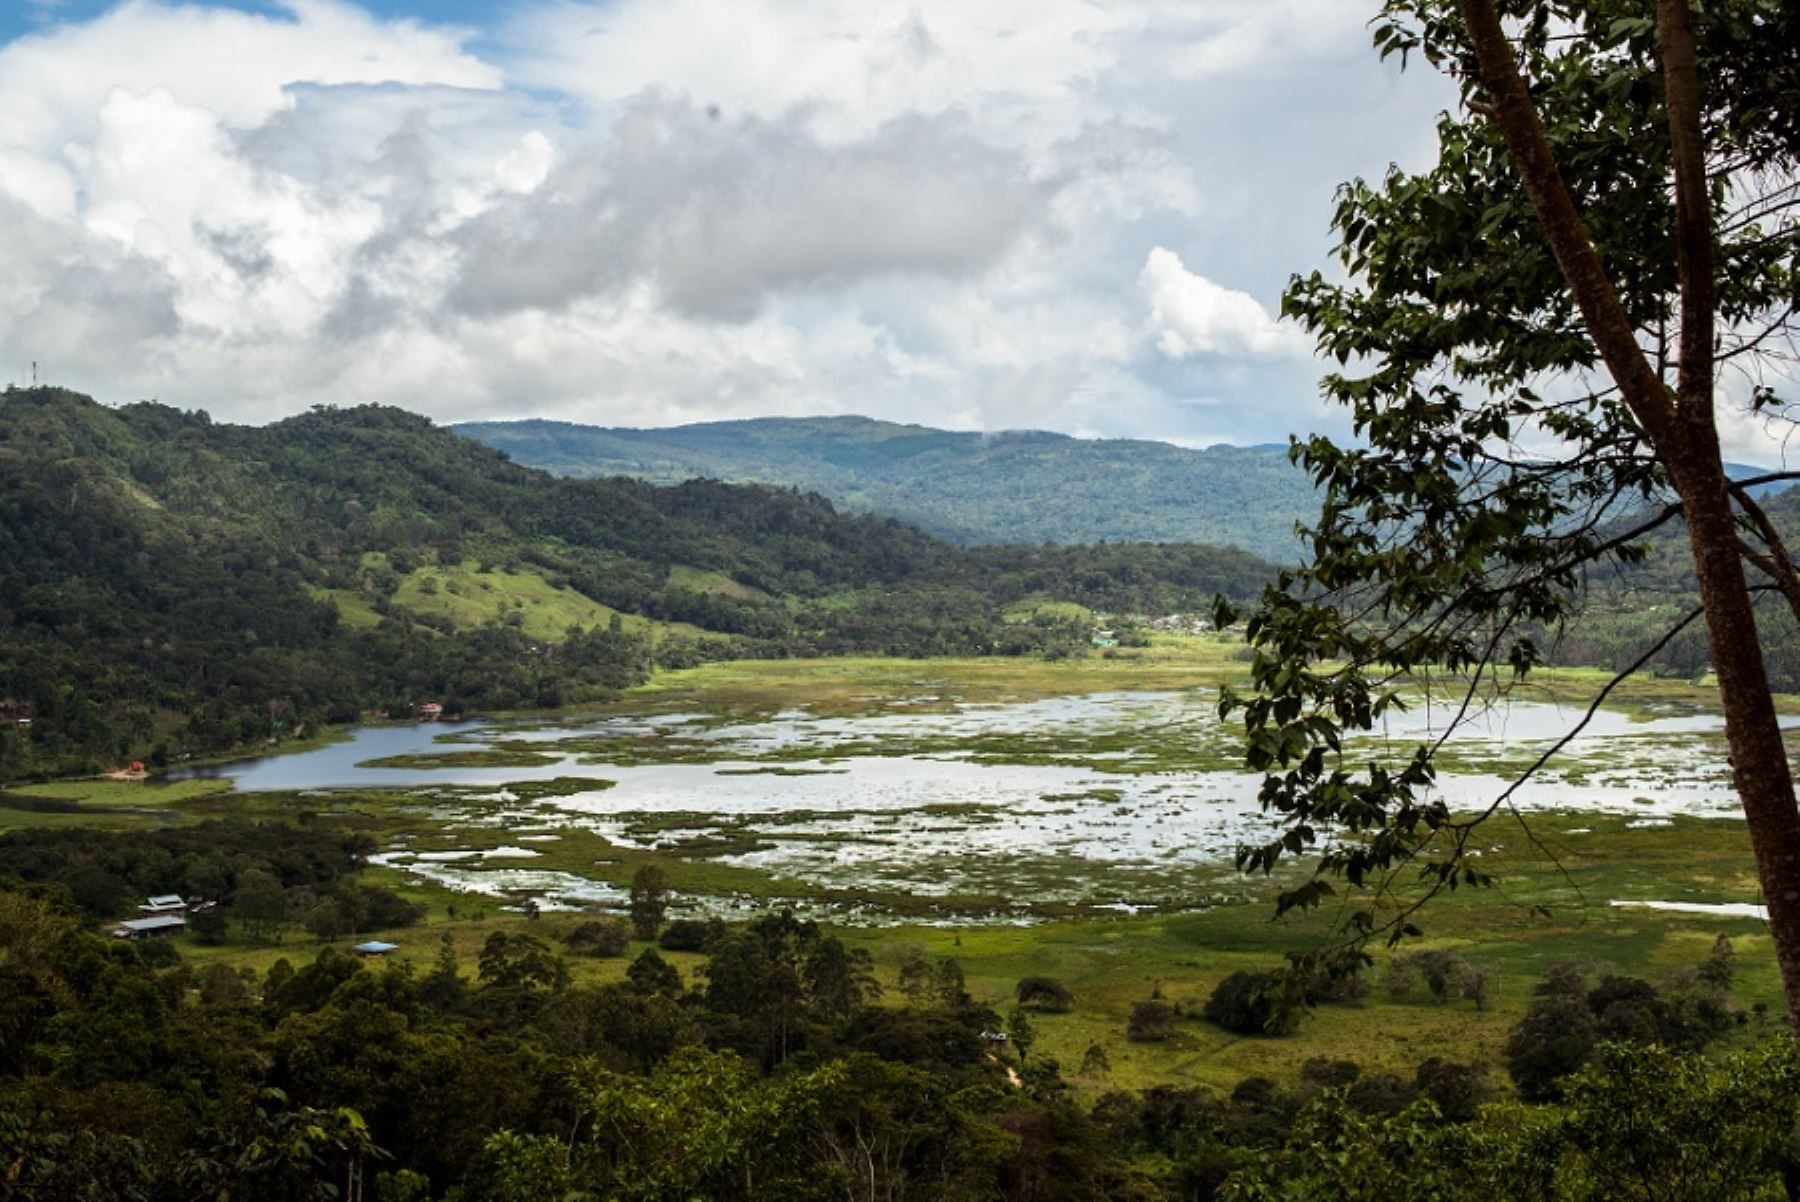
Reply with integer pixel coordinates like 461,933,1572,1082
417,701,444,721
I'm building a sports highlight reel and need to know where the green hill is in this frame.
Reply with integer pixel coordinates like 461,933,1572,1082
456,415,1321,561
0,388,1272,781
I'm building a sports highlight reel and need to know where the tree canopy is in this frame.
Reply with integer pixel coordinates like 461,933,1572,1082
1222,0,1800,1026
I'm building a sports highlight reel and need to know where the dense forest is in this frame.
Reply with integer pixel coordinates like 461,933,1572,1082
0,388,1272,782
1,853,1793,1200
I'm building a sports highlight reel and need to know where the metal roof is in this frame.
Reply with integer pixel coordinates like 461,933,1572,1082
352,940,399,954
118,915,186,933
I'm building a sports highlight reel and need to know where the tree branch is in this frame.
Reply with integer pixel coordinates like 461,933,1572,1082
1728,471,1800,492
1732,486,1800,626
1456,0,1675,444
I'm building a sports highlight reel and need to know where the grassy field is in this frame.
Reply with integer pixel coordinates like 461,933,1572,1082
316,556,717,643
154,806,1780,1099
633,637,1249,709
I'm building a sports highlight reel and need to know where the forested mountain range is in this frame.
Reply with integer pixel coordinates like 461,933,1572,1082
457,415,1793,564
0,388,1270,780
456,415,1322,561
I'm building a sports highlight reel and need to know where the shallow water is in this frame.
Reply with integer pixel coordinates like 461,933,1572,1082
177,690,1791,917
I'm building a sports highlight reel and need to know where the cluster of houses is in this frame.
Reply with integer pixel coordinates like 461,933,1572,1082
1089,614,1218,645
109,894,191,940
1142,613,1216,635
106,894,399,958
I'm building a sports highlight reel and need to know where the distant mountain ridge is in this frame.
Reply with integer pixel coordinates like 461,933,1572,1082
456,416,1319,562
458,415,1795,563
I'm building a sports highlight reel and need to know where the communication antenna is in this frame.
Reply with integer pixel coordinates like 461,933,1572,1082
31,361,37,385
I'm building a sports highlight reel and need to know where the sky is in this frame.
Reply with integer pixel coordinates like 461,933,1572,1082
0,0,1522,448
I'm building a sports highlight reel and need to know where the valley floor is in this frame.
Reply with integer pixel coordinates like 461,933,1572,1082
7,635,1795,1096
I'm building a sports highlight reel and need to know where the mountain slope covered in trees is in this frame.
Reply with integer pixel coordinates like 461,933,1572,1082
458,415,1793,564
0,388,1272,780
456,416,1322,560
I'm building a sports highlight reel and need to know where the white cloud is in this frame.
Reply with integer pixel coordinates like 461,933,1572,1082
0,0,500,149
450,97,1050,320
1151,0,1374,80
1139,246,1309,360
0,0,1489,454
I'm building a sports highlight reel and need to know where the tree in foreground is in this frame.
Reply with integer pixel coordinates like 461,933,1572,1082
1222,0,1800,1030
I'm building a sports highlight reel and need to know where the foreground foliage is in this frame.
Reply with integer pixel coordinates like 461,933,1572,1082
3,873,1798,1200
1223,0,1800,1029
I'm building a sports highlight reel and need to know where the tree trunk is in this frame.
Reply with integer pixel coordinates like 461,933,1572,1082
1457,0,1800,1041
1668,443,1800,1033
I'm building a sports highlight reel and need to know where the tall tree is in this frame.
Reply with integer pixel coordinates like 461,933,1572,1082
628,865,671,941
1225,0,1800,1028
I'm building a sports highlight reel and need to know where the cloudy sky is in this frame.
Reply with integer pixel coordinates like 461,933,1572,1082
0,0,1471,447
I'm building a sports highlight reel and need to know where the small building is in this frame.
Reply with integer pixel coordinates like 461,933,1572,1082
979,1029,1010,1046
111,915,186,940
352,940,399,957
139,894,188,916
417,701,443,722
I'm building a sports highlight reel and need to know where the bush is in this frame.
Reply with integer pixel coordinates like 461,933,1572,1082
1387,951,1491,1009
658,918,718,953
136,939,180,968
187,906,229,945
1589,975,1679,1044
1128,999,1177,1042
1345,1073,1415,1116
1304,952,1371,1004
1300,1058,1362,1089
564,919,629,958
1203,971,1292,1036
1505,993,1599,1101
1413,1058,1497,1123
1016,976,1075,1012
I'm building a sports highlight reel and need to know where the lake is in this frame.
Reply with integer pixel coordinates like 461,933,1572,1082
178,688,1788,919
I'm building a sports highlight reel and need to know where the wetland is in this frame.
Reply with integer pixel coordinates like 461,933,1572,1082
167,649,1796,925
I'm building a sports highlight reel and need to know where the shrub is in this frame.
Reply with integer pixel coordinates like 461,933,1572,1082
564,919,629,958
1203,971,1294,1036
1128,999,1177,1042
1388,951,1491,1009
136,939,180,969
1300,1058,1362,1089
1304,952,1371,1003
657,918,718,953
1506,993,1599,1101
1413,1058,1498,1123
187,906,229,945
1016,976,1075,1012
1345,1073,1415,1116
